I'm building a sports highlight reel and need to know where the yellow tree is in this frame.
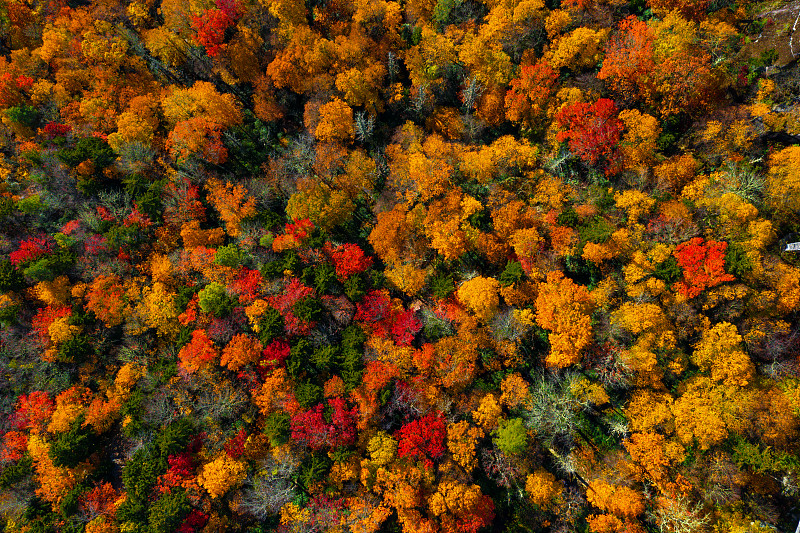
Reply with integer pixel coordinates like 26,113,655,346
446,421,484,472
535,271,594,367
314,98,355,143
618,109,661,173
205,178,257,237
692,322,754,388
457,276,501,323
611,302,676,379
766,146,800,220
198,454,247,498
548,27,609,71
526,470,562,509
671,376,753,450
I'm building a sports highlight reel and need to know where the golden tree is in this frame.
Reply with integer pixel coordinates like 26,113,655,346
535,271,594,367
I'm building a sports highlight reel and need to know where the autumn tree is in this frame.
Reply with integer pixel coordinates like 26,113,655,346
314,98,355,143
599,14,719,117
457,276,500,323
597,16,655,104
505,60,558,127
526,470,562,509
198,454,247,498
428,479,495,533
535,271,594,367
395,413,447,468
220,333,263,371
555,98,623,175
547,27,609,71
692,322,754,388
179,329,219,372
672,237,734,299
766,146,800,219
205,178,257,237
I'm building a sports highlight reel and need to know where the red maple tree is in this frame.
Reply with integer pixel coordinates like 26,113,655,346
396,413,447,468
555,98,624,175
672,237,734,299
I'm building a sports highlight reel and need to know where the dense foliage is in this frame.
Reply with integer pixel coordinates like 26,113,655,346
1,0,800,532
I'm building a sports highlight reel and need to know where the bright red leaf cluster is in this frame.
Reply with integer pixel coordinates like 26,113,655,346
555,98,624,174
31,305,71,345
327,242,374,280
355,290,421,346
273,219,314,252
290,398,358,450
230,267,262,304
505,61,558,124
43,122,72,137
395,413,447,468
258,339,291,375
268,277,316,335
192,8,236,58
10,236,53,267
673,237,735,299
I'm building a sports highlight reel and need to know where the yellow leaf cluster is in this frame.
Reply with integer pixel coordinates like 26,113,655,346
162,81,243,128
385,262,428,296
428,480,485,518
31,275,71,306
547,27,609,70
48,316,79,346
621,245,674,299
315,98,355,143
545,9,571,39
614,189,656,225
693,322,753,387
367,432,398,466
618,109,660,172
570,377,610,406
472,393,502,430
198,455,247,499
134,282,179,338
671,378,752,450
525,469,562,507
535,271,593,368
27,435,78,508
446,421,483,471
457,276,501,323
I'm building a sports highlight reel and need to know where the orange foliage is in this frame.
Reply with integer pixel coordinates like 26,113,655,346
221,333,264,371
179,329,219,372
28,435,79,508
85,274,133,328
586,479,645,518
315,98,355,143
499,373,530,409
205,178,257,237
505,60,558,126
535,271,594,367
446,421,483,471
526,470,562,508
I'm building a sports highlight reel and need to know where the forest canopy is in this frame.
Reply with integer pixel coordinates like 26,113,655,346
1,0,800,532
